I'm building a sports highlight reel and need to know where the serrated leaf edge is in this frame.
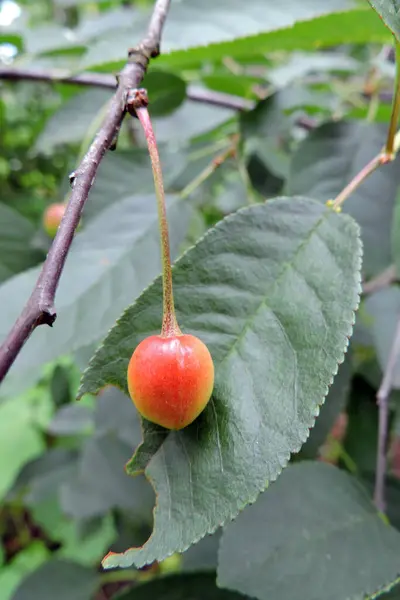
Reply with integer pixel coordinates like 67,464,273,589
96,199,362,569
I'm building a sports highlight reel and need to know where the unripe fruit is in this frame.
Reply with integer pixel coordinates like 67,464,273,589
127,99,215,430
43,203,65,238
127,334,214,430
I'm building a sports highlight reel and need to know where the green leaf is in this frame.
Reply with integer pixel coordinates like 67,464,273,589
0,391,49,501
80,196,361,568
116,573,248,600
0,194,191,397
217,462,400,600
142,70,187,116
83,148,186,220
31,499,116,566
60,433,154,520
151,102,236,144
181,531,222,573
9,448,79,505
11,560,99,600
343,377,379,475
35,89,111,153
47,404,93,436
0,543,49,600
288,121,400,277
0,203,43,283
368,1,400,41
81,4,388,70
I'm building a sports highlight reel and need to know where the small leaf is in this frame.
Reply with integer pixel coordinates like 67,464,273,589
368,1,400,41
116,572,248,600
80,197,361,568
217,462,400,600
11,560,99,600
143,70,187,116
288,121,400,276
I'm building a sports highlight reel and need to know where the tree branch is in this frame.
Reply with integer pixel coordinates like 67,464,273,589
0,65,254,112
374,317,400,512
0,0,171,383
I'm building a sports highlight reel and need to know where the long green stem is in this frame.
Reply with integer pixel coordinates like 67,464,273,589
136,106,181,337
385,40,400,157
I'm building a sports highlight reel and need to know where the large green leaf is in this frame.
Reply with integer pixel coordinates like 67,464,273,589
116,573,248,600
0,194,191,397
218,462,400,600
80,196,361,568
368,1,400,40
11,560,99,600
80,3,388,70
288,121,400,277
0,204,43,283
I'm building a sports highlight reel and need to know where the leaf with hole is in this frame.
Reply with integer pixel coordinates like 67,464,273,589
80,196,361,568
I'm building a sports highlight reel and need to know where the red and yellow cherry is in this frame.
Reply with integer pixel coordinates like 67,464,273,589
127,100,215,430
43,202,66,238
127,333,214,430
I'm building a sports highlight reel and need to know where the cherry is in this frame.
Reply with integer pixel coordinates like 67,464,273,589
127,334,214,430
43,202,66,238
126,94,214,430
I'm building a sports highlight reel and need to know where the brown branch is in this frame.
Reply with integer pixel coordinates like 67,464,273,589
0,0,171,383
374,317,400,512
362,265,397,295
0,65,253,112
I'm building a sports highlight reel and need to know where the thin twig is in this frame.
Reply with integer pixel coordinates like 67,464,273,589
332,153,387,210
362,265,397,295
0,0,171,383
374,318,400,512
0,65,253,111
385,41,400,156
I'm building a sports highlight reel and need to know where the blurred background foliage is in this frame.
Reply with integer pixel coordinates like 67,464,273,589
1,0,400,598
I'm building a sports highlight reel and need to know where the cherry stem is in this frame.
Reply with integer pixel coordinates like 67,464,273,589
136,104,181,337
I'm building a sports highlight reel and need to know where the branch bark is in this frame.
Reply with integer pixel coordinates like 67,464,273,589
374,317,400,512
0,0,171,383
0,65,254,112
